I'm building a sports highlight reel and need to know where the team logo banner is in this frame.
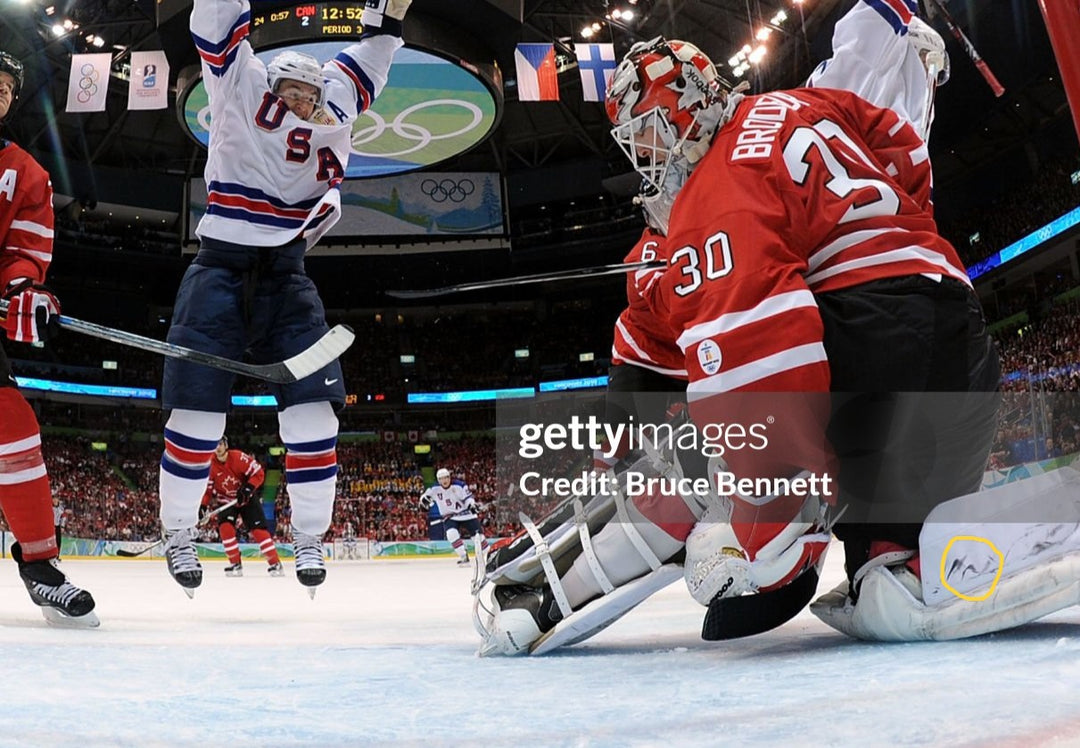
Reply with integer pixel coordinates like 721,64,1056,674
66,53,111,113
128,51,170,111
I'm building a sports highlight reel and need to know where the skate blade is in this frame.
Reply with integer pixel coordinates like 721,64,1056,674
41,607,101,629
306,587,318,600
182,587,196,599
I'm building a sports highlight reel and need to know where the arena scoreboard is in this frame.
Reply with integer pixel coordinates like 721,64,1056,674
249,3,370,47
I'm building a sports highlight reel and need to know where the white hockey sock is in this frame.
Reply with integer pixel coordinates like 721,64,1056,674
446,527,466,558
279,402,338,536
159,410,226,530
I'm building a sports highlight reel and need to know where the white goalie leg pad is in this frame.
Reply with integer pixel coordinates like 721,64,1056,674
812,467,1080,641
530,564,683,655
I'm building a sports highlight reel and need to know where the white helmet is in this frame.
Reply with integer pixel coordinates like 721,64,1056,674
266,51,326,108
436,468,451,480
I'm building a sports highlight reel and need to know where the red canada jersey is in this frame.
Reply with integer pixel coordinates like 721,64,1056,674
0,141,54,289
643,87,970,397
202,449,265,506
611,228,687,379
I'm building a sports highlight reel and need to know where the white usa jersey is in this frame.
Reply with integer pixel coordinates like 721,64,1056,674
420,480,477,520
807,0,935,140
190,0,402,249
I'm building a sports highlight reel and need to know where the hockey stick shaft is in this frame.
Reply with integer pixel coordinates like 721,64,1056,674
116,500,239,557
927,0,1005,97
386,260,666,300
0,299,354,384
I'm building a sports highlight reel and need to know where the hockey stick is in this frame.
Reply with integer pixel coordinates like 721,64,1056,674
386,260,666,300
0,299,354,384
115,500,238,557
926,0,1005,97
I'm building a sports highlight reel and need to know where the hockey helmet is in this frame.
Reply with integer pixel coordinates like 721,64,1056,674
436,468,451,480
607,38,728,194
266,51,326,109
0,51,23,101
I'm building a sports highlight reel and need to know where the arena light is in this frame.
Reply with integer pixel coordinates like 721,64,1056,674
755,27,772,41
749,45,767,64
582,26,594,38
770,10,787,24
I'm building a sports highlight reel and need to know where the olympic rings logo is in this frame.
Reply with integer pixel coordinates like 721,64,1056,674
420,178,475,203
76,63,100,104
351,99,485,158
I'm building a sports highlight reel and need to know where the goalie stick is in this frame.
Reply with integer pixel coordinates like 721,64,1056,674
0,299,355,384
926,0,1005,97
386,260,666,300
115,499,239,557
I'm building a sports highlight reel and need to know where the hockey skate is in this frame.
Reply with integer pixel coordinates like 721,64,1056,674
163,527,202,598
224,562,243,577
292,531,326,597
456,554,471,566
267,562,285,577
478,584,564,656
11,543,99,628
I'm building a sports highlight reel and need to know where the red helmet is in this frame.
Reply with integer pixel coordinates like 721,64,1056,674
606,37,724,192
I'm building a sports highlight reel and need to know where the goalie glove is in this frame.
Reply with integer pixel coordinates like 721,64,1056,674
684,474,831,606
2,280,60,344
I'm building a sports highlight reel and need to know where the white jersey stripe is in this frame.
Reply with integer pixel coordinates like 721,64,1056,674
807,227,907,274
0,434,42,455
9,220,54,239
0,464,48,485
5,246,52,262
677,290,818,351
804,245,972,288
687,343,828,397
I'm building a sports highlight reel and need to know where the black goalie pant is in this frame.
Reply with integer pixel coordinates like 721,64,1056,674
816,276,1001,577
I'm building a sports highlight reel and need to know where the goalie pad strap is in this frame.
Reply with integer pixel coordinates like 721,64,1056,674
520,511,574,618
575,499,615,594
614,484,663,572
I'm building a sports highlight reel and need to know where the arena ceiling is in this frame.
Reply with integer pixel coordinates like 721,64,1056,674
0,0,1069,201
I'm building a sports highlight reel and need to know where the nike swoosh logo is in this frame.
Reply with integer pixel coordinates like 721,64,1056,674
324,378,339,386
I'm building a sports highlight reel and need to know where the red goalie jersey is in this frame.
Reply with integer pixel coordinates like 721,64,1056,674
0,141,54,289
643,87,971,397
611,228,686,379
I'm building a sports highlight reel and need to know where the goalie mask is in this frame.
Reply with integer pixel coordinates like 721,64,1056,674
266,51,326,110
606,37,730,195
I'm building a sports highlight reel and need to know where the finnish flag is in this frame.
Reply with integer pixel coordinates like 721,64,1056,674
575,43,617,102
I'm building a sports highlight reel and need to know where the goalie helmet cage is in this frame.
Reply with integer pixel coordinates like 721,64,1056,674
1038,0,1080,144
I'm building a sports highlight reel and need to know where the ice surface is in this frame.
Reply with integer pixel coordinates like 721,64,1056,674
1,550,1078,747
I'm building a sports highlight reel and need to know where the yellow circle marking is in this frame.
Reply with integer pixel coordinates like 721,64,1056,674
940,536,1004,602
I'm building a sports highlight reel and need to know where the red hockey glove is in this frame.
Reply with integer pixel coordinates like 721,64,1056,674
3,280,60,344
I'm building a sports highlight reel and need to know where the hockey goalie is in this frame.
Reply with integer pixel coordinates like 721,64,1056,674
472,0,1080,655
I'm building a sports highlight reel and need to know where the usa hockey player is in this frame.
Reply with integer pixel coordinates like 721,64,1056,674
201,437,283,577
419,468,484,565
158,0,410,597
0,51,98,627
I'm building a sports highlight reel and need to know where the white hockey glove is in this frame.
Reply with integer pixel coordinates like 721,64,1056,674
418,495,433,511
909,16,950,86
684,476,831,606
363,0,411,30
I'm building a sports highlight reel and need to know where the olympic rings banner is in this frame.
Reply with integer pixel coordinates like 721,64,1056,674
180,44,501,178
188,170,505,239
